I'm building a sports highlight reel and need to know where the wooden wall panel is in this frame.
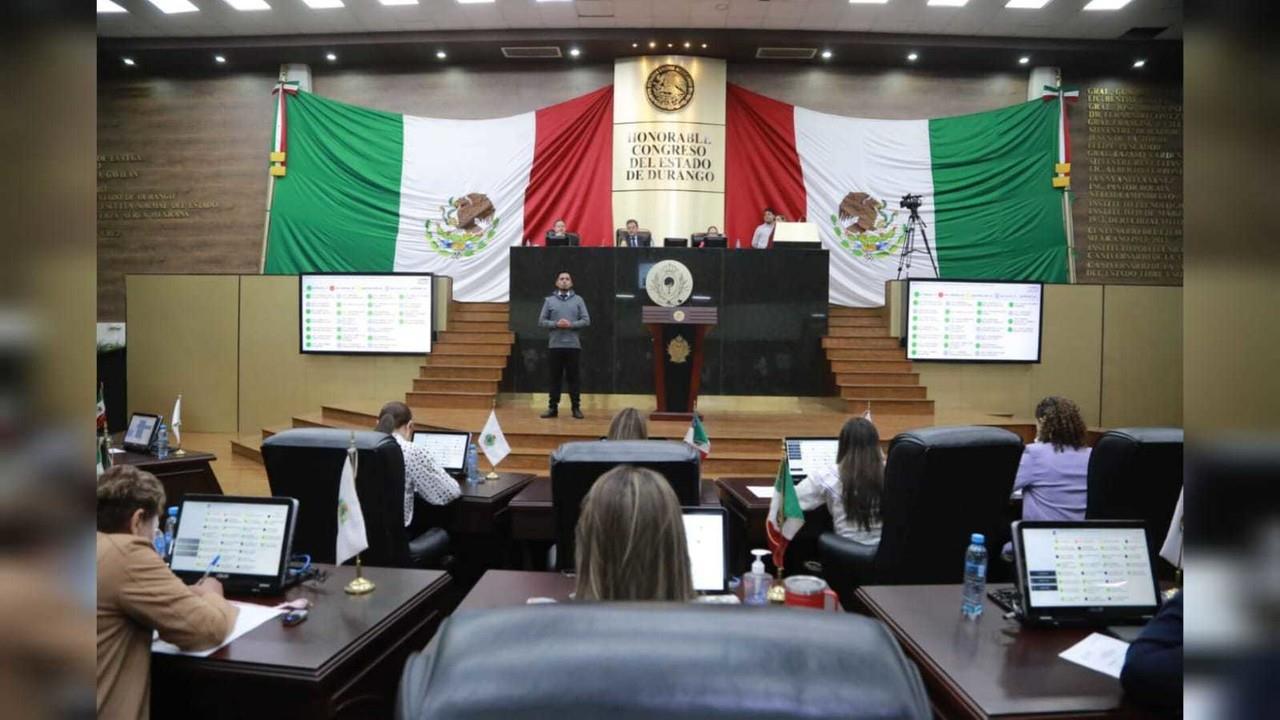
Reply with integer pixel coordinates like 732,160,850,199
126,275,240,433
1101,285,1183,427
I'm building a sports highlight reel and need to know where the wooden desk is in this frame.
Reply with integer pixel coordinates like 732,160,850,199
451,473,534,535
855,584,1148,720
716,477,772,575
151,564,452,720
110,447,222,504
508,476,724,543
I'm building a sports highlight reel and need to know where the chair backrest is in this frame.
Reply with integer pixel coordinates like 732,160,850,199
663,237,688,247
1086,427,1184,568
261,428,410,567
614,229,652,246
876,426,1024,584
549,440,701,570
397,604,931,720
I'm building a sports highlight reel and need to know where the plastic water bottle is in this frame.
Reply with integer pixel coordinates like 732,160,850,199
743,549,772,606
466,442,481,485
154,421,170,459
153,529,167,558
961,533,988,620
162,507,179,561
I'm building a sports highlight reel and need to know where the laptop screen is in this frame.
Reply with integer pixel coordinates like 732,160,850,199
1020,525,1158,609
413,431,470,474
785,437,838,481
170,498,293,578
682,508,728,593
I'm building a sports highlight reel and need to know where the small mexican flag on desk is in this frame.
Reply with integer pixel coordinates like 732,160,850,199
765,457,805,570
683,415,710,458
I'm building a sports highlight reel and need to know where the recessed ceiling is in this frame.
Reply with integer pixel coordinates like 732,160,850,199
98,0,1182,41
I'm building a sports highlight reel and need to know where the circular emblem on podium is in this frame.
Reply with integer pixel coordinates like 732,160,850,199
645,64,695,112
673,310,686,322
645,259,694,307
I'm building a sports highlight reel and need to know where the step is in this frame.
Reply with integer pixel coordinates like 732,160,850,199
479,449,779,478
436,331,515,344
450,311,508,324
430,343,511,357
825,348,906,361
830,360,914,374
320,406,379,426
837,384,928,400
406,390,496,409
445,320,509,334
828,306,884,318
824,337,902,351
836,371,920,386
230,437,262,463
843,398,935,416
412,378,499,394
823,331,892,345
827,317,886,330
451,302,509,313
423,355,508,369
419,365,503,381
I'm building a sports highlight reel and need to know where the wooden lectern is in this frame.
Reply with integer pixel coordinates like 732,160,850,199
642,305,718,422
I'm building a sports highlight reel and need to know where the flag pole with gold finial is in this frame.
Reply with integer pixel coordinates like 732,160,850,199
767,438,788,604
485,396,500,481
344,431,376,595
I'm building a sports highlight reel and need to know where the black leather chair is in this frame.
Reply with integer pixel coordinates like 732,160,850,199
1086,427,1183,574
549,440,701,571
396,604,931,720
819,426,1023,607
261,428,450,569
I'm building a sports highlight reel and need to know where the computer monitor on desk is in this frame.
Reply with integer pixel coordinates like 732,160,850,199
772,222,822,249
545,232,580,247
615,229,652,247
699,234,727,248
664,237,688,248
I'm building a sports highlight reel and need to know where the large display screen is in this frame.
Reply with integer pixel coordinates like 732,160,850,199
300,274,433,354
906,280,1043,362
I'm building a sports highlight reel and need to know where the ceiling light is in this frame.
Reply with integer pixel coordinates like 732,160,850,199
569,47,581,57
701,43,707,49
683,41,691,48
456,0,496,4
1005,0,1052,8
1083,0,1132,9
1018,56,1030,64
436,50,448,59
821,50,833,59
122,57,136,66
632,43,638,48
325,52,338,61
97,0,128,12
648,41,656,49
302,0,345,8
1132,58,1146,68
849,0,890,4
667,43,673,48
214,55,227,63
907,52,919,62
222,0,271,10
927,0,969,6
145,0,199,13
378,0,419,5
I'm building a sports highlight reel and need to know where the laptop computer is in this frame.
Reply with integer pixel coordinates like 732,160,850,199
682,507,729,594
1007,519,1162,626
784,437,838,482
168,495,299,595
413,430,471,479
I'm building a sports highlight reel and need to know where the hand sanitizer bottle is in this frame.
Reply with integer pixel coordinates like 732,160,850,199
743,549,772,606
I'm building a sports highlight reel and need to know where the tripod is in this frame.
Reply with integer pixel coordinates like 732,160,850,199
896,206,938,279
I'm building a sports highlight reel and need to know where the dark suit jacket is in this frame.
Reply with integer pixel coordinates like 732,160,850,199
615,230,651,247
1120,590,1182,712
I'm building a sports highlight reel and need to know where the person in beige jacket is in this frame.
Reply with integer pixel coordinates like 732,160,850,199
97,465,238,720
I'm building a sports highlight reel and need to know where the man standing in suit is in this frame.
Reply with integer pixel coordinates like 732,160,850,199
618,219,648,247
751,207,777,249
538,270,590,419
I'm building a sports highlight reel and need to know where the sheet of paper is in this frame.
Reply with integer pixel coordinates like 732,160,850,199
747,486,774,499
152,601,283,658
1058,632,1130,679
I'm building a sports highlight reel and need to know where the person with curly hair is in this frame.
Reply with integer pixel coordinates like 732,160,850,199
1015,396,1092,522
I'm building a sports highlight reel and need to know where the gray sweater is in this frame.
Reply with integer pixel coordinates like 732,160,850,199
538,291,591,349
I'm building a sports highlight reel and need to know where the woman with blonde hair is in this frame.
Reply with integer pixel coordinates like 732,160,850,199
574,465,694,602
605,407,648,441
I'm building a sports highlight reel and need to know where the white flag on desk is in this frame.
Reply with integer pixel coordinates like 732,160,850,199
479,409,510,468
171,394,183,447
335,447,368,566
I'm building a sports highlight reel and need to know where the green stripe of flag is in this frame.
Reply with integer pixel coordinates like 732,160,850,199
265,91,404,274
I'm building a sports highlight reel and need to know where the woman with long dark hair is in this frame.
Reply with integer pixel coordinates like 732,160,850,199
794,416,884,546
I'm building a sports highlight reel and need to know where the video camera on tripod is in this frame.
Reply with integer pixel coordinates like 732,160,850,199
895,192,936,279
899,193,923,212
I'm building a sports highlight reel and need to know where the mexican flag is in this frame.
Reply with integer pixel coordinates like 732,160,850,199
96,383,107,433
264,86,614,302
682,415,710,458
725,85,1069,306
765,457,804,570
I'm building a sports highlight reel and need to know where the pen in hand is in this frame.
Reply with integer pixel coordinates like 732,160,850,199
198,554,221,584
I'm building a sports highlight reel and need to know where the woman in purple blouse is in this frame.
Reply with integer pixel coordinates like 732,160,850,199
1015,396,1092,521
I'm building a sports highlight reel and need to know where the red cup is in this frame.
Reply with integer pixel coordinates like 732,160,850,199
783,575,838,611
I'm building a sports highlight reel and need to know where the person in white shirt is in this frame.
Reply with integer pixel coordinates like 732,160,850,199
794,416,884,546
750,208,777,249
374,401,461,527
